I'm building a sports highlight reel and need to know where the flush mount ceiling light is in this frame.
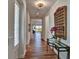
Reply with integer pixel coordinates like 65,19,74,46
36,12,39,15
34,0,47,9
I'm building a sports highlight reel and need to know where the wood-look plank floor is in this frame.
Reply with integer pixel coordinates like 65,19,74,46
24,32,57,59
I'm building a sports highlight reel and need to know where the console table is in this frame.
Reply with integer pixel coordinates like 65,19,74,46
47,39,70,59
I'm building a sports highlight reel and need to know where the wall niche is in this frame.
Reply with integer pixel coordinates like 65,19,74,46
54,6,67,40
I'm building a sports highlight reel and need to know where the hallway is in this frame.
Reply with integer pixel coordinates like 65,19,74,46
24,32,57,59
8,0,70,59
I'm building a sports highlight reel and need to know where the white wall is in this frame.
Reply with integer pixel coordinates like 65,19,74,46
8,0,15,59
26,11,31,45
45,15,50,40
48,0,70,46
42,15,52,41
41,18,45,41
18,0,27,58
17,0,30,58
42,15,53,41
8,0,29,59
45,0,70,59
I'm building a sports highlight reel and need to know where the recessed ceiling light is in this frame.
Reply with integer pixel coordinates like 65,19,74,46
34,1,47,9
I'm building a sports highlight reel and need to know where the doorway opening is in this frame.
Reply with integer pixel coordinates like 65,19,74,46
32,19,42,40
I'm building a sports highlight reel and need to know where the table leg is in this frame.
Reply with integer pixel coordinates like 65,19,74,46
58,49,59,59
67,49,70,59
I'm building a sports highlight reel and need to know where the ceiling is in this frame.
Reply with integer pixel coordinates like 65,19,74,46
26,0,57,19
32,19,42,25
